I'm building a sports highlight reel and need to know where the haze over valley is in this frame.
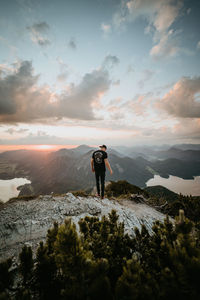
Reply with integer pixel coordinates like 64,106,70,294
0,143,199,202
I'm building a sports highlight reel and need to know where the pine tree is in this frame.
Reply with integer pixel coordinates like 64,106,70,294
46,221,58,254
2,207,200,299
0,258,13,299
54,218,92,299
35,241,59,300
19,245,33,285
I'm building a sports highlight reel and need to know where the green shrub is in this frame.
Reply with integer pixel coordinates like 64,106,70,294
1,210,200,299
105,180,149,198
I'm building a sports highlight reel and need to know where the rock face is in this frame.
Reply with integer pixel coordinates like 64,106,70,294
0,193,168,262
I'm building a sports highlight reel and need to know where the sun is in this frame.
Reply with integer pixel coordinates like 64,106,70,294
35,145,55,151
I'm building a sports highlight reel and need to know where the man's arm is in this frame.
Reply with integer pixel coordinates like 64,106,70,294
91,158,95,172
104,158,113,175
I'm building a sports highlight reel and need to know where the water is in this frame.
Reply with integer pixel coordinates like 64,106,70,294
0,178,31,203
146,175,200,196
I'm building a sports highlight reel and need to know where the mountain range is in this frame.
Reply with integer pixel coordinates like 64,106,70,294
0,144,199,196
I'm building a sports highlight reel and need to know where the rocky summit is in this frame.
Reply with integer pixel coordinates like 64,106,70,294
0,193,168,262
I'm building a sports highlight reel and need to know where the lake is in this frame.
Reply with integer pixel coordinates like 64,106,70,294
146,175,200,196
0,178,31,203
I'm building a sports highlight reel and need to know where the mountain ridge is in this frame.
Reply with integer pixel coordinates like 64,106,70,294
0,145,199,196
0,191,167,262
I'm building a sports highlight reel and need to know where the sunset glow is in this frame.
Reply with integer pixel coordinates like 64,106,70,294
0,145,78,153
0,0,199,147
34,145,59,151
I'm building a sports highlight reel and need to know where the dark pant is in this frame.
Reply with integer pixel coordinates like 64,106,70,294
95,170,105,197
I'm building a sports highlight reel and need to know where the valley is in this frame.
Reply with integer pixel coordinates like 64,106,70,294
0,144,199,199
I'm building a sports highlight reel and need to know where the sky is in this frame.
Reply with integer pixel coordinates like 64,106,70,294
0,0,200,148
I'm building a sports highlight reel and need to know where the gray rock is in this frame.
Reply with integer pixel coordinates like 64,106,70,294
0,193,171,262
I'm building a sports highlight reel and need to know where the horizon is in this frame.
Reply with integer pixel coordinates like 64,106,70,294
0,142,200,154
0,0,200,145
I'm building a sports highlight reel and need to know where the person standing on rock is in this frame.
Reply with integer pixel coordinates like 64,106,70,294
91,144,113,199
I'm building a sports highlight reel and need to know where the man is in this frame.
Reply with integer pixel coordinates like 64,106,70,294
91,144,113,199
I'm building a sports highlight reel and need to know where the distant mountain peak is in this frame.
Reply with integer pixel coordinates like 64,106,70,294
75,144,93,150
168,147,181,152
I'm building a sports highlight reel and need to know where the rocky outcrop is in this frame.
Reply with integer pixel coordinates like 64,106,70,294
0,193,169,262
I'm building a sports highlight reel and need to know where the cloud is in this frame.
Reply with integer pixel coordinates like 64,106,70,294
5,127,29,135
172,118,200,140
156,76,200,118
137,118,200,142
0,131,71,145
112,0,183,30
111,0,184,59
150,29,180,59
56,57,69,82
138,69,154,88
58,68,111,120
102,54,120,69
26,22,51,47
57,73,68,82
0,60,38,116
104,92,153,121
0,63,15,77
197,41,200,50
0,60,111,123
125,92,154,116
68,37,76,50
125,0,183,32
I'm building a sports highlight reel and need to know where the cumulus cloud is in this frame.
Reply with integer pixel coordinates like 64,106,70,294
126,0,183,32
58,68,111,120
172,118,200,140
156,76,200,118
125,92,154,116
111,0,184,59
26,22,51,47
0,63,14,76
105,92,153,120
0,60,111,123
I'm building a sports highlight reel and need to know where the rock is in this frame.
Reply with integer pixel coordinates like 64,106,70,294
0,193,171,262
129,193,147,203
18,183,34,196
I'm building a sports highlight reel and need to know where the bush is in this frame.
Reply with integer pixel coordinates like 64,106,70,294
105,180,149,198
71,190,90,197
1,210,200,299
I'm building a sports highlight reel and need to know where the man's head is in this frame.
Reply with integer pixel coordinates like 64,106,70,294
99,144,107,151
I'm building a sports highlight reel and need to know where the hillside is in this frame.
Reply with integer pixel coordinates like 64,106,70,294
0,191,167,262
1,180,200,300
0,145,200,196
144,185,178,202
1,190,200,300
